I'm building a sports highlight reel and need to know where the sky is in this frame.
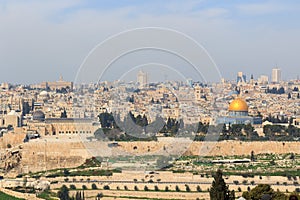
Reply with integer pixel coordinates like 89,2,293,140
0,0,300,84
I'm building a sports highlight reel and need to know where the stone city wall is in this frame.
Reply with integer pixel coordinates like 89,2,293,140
5,139,300,173
117,140,300,156
0,133,25,149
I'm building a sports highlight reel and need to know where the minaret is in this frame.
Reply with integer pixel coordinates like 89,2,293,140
250,74,254,85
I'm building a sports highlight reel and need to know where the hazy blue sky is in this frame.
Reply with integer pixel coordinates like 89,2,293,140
0,0,300,84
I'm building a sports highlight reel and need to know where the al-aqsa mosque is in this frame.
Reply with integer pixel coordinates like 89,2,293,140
216,97,262,125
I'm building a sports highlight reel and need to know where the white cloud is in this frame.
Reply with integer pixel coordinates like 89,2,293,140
0,1,299,83
236,1,298,15
194,8,229,18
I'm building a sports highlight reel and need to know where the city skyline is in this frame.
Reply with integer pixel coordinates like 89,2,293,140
0,67,295,86
0,0,300,83
0,2,300,199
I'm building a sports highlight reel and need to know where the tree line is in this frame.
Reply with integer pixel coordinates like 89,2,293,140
96,112,300,142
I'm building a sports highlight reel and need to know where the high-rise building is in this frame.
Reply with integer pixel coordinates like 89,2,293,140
186,78,193,87
237,72,246,84
258,75,269,84
272,68,281,83
137,70,148,87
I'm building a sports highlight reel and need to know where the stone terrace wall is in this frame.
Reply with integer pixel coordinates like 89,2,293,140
13,139,300,173
0,187,42,200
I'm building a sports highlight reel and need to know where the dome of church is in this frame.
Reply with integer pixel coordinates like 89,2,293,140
228,98,248,112
33,110,45,121
40,91,48,96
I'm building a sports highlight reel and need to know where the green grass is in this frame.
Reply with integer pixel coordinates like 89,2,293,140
0,191,25,200
45,168,121,178
37,190,58,200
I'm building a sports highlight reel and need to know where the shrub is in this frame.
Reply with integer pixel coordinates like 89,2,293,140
270,160,276,165
70,185,76,190
16,174,23,178
96,193,103,199
50,181,58,184
175,185,180,192
238,187,242,192
165,186,169,191
196,185,202,192
91,183,97,189
283,182,287,186
82,185,87,190
33,175,41,180
144,186,149,191
63,169,70,176
134,186,139,191
185,185,191,192
124,186,128,190
103,185,110,190
154,185,159,191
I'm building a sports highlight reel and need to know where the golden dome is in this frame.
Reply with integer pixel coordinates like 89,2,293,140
228,98,248,112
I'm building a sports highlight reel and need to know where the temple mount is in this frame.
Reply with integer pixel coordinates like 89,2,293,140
216,98,262,125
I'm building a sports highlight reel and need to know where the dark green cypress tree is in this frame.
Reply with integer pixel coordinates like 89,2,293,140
58,185,70,200
209,169,235,200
